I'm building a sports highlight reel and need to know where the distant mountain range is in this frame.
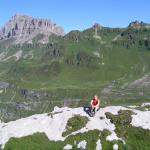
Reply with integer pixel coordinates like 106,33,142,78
0,14,64,44
0,14,150,45
128,20,150,29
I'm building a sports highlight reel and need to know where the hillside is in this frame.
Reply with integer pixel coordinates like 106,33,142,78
0,15,150,121
0,103,150,150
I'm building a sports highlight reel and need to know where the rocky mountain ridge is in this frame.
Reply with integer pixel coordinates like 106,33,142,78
0,14,64,44
128,20,150,29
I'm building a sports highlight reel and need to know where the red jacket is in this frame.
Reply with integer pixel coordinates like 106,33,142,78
91,98,100,107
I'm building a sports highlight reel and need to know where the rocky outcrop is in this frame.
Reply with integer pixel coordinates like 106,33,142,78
20,89,49,100
0,14,64,44
92,23,102,30
129,74,150,88
128,20,145,29
0,81,9,89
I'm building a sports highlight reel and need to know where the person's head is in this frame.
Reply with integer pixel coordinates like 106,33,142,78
93,95,98,100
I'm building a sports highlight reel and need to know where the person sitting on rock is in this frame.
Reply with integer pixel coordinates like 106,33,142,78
90,95,100,113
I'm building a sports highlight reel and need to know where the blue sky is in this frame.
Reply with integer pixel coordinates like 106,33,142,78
0,0,149,32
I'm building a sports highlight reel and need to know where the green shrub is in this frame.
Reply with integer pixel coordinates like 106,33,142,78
105,110,150,150
62,115,88,137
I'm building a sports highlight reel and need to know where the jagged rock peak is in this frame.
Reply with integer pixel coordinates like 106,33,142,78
92,23,103,30
128,20,145,29
0,14,65,43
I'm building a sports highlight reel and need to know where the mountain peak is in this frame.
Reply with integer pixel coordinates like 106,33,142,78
128,20,145,29
13,13,33,18
92,23,103,29
0,14,64,44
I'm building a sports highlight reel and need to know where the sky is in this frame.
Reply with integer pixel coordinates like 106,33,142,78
0,0,149,33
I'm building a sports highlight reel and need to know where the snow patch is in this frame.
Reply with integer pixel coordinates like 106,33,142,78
113,144,118,150
141,103,150,107
63,144,72,150
0,51,8,61
14,50,22,61
112,34,121,41
77,140,87,149
0,106,126,149
131,110,150,130
106,132,125,144
53,106,63,112
128,105,138,108
93,51,100,57
3,50,22,61
69,106,127,138
96,139,102,150
0,106,150,149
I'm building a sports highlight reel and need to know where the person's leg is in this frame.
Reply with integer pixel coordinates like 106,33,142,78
93,107,96,113
96,106,100,111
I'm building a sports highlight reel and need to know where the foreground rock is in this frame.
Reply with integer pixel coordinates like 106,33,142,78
0,104,150,149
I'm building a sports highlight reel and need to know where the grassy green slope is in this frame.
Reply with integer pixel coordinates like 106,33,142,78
2,28,150,89
0,26,150,120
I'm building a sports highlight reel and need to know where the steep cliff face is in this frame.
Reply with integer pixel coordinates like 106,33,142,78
0,14,64,44
128,20,150,29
